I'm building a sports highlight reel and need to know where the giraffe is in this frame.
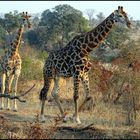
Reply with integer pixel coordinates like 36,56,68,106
39,6,131,124
0,12,31,111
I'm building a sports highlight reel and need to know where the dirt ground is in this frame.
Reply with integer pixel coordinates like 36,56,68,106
0,80,140,139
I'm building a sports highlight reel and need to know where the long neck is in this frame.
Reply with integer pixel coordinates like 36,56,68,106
70,12,115,56
10,25,24,56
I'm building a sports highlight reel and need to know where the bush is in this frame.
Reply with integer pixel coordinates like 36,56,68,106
20,57,43,80
20,44,48,80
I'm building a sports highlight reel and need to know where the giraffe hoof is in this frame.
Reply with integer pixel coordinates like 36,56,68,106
13,109,18,112
86,96,92,101
6,107,11,110
63,119,67,123
63,115,69,123
39,115,46,123
63,114,74,123
0,107,4,110
40,120,46,123
76,119,81,125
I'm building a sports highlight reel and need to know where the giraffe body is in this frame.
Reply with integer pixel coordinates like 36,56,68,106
39,6,131,124
0,12,31,111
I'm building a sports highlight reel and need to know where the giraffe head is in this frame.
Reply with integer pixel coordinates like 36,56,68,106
113,6,131,28
21,12,32,28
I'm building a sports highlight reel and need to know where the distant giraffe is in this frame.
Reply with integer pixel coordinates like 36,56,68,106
0,12,31,111
39,6,131,124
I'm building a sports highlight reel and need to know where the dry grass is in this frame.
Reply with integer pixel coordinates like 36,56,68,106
0,75,140,139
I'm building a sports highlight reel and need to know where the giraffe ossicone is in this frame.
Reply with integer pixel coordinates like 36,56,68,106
39,6,131,124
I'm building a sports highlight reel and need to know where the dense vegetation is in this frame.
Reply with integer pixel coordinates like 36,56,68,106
0,4,132,50
0,4,139,80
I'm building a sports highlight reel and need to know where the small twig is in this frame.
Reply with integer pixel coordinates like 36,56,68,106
17,84,36,97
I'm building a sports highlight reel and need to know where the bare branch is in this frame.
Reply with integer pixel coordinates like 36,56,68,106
0,94,26,102
0,84,36,103
81,123,94,131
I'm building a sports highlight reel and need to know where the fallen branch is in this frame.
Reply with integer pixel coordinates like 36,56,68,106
57,123,95,132
81,123,94,131
0,84,36,102
0,94,26,102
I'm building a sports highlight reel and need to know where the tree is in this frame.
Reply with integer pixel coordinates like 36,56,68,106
96,12,105,25
0,10,20,34
0,25,7,45
85,9,96,28
32,16,40,29
39,4,89,50
106,26,130,49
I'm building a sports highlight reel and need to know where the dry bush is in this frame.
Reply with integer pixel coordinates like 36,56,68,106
88,40,140,126
0,116,9,139
24,114,64,139
0,116,22,139
0,113,64,139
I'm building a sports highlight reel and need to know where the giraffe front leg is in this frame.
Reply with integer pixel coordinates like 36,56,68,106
7,74,14,110
0,73,6,109
73,76,81,125
5,74,12,110
40,98,46,123
12,73,20,112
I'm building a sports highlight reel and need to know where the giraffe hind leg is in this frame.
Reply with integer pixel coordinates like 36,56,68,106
51,76,64,117
78,73,94,112
0,73,6,109
39,76,52,123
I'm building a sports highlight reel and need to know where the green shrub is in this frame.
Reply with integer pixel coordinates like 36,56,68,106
20,45,48,80
20,56,44,80
37,50,48,62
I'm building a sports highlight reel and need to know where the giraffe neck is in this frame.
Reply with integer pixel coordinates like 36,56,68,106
73,13,115,56
9,25,24,56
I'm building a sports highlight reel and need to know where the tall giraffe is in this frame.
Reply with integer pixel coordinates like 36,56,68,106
0,12,31,111
39,6,131,124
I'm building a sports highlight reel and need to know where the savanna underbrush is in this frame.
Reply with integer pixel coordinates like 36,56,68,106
20,44,48,81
